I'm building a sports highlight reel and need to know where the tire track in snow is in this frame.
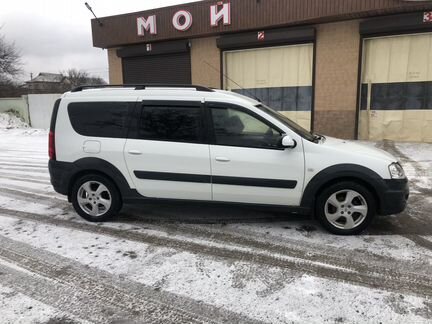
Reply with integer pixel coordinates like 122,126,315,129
0,188,67,206
3,179,432,277
0,169,50,179
157,222,432,276
4,184,431,278
0,235,262,324
0,156,47,163
1,207,432,298
0,166,48,174
0,182,59,197
402,235,432,252
0,162,47,169
0,172,50,185
0,262,116,324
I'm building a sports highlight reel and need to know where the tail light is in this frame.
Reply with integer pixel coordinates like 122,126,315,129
49,130,56,160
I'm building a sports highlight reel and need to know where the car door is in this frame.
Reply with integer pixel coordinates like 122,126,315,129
207,102,305,206
124,100,212,200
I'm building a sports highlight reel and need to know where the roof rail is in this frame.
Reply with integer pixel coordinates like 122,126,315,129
70,84,214,93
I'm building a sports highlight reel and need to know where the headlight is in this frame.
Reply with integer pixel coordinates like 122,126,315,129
389,162,405,179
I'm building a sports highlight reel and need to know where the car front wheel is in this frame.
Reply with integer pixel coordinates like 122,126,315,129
315,181,376,235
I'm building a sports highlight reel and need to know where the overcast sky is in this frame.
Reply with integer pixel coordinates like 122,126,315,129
0,0,202,82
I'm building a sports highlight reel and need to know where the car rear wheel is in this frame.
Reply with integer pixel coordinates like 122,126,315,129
71,174,121,222
316,181,376,235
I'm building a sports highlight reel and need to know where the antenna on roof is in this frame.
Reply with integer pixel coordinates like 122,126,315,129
203,60,262,103
85,2,103,26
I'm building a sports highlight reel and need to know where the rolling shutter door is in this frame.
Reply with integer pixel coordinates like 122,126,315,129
223,44,314,131
123,52,191,84
358,33,432,142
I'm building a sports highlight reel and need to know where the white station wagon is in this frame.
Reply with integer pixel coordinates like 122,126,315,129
48,85,409,235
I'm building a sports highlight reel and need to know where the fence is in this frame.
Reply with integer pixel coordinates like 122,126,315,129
0,94,61,129
27,94,62,129
0,97,30,123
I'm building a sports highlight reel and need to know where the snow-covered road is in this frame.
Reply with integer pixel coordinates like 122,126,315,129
0,127,431,324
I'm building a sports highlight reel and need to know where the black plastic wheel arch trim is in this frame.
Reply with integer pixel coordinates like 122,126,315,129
300,163,409,215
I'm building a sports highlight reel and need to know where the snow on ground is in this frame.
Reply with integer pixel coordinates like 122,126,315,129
0,121,431,323
0,112,29,130
396,143,432,190
0,280,86,324
0,214,430,324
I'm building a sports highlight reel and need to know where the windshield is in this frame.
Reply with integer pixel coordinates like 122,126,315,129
255,104,316,142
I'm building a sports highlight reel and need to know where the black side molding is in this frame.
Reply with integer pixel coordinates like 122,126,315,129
133,171,297,189
212,176,297,189
134,171,211,184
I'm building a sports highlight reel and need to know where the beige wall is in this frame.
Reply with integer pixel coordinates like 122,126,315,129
223,44,314,130
191,37,221,88
359,110,432,143
107,48,123,84
314,20,361,139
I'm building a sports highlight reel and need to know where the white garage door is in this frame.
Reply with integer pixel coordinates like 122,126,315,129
223,44,314,131
359,33,432,142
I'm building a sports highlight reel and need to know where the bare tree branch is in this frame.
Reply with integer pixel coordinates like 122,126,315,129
61,68,106,89
0,30,22,82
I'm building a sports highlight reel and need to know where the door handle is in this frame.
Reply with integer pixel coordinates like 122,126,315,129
215,157,230,162
128,150,142,155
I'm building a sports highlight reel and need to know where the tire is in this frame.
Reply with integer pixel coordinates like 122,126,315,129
315,181,376,235
71,174,122,222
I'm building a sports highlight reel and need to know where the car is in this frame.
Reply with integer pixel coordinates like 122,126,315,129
48,84,409,235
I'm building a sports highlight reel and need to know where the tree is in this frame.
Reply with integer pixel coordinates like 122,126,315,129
0,31,24,97
61,68,106,90
0,31,22,84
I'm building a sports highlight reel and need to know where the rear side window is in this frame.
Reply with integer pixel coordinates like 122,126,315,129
137,105,202,143
68,102,131,138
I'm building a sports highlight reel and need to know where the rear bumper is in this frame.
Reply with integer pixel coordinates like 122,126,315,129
378,179,409,216
48,160,76,195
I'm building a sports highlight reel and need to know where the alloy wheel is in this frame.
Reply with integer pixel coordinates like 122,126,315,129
77,181,112,217
324,189,368,230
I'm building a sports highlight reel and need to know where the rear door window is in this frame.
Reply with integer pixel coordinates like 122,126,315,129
136,105,203,143
68,102,132,138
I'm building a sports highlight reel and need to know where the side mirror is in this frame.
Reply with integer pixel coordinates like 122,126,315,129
281,135,297,149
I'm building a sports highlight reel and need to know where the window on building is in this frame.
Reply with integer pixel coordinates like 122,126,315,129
138,105,202,143
211,106,282,149
68,102,131,138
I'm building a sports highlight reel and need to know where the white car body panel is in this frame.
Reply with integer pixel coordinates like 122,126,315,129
55,87,400,206
55,96,138,189
209,143,305,205
124,140,212,200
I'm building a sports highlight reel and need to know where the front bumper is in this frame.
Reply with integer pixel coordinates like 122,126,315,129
378,178,409,216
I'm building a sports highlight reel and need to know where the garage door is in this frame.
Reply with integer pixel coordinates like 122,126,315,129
358,33,432,142
123,52,191,85
223,44,314,131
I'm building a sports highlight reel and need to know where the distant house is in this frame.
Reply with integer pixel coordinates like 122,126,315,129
25,73,70,94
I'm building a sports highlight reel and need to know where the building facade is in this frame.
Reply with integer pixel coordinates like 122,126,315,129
91,0,432,142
